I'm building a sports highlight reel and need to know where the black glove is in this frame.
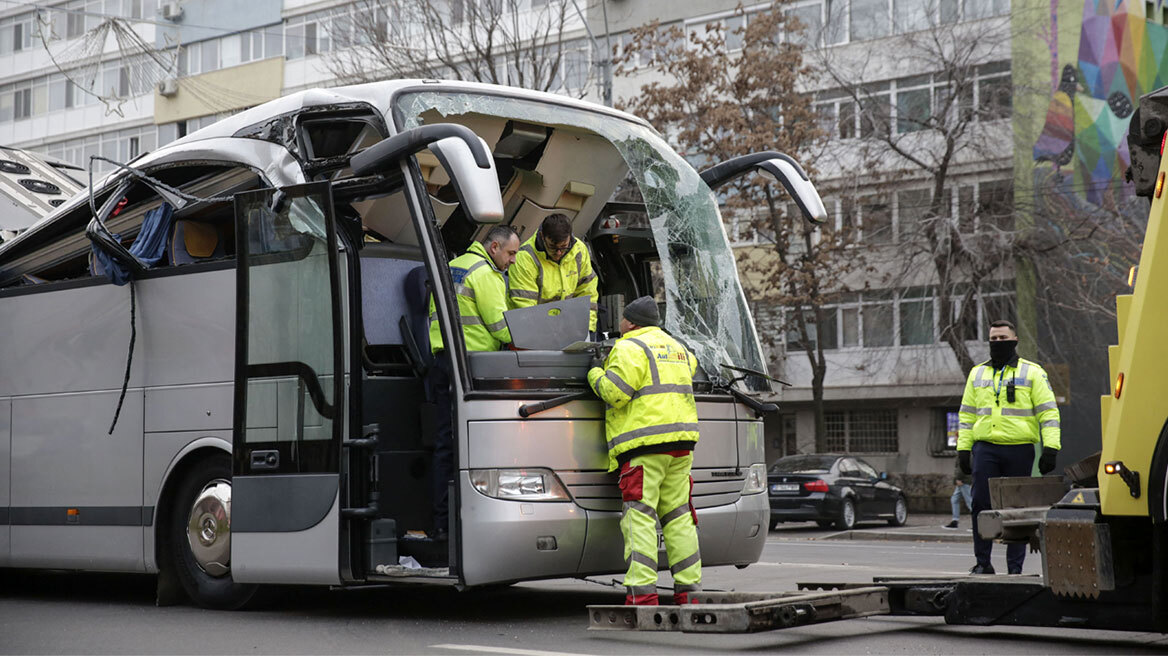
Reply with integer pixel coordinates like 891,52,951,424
1038,447,1059,475
958,451,972,476
589,353,605,369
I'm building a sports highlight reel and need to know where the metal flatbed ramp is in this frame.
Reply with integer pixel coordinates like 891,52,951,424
587,586,890,633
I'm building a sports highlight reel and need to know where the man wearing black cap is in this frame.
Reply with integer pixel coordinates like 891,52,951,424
587,296,702,606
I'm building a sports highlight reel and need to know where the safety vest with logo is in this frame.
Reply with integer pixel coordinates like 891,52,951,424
956,357,1062,451
428,241,512,353
587,326,699,472
509,233,599,331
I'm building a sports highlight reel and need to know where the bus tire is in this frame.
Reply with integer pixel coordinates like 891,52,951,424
168,455,258,610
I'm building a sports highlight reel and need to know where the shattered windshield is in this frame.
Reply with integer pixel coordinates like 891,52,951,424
394,90,768,391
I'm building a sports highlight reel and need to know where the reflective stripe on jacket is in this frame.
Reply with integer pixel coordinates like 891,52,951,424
428,241,512,353
956,357,1061,451
587,326,699,472
509,233,599,330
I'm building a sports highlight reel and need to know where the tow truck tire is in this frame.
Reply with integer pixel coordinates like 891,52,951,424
167,455,259,610
887,496,908,526
835,498,856,530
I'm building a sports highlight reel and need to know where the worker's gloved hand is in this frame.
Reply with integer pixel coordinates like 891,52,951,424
958,450,972,476
589,353,605,370
1038,447,1059,475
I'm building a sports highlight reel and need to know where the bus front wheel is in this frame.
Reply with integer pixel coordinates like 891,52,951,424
167,455,258,609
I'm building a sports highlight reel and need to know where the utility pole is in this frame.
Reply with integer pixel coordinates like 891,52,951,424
569,0,614,107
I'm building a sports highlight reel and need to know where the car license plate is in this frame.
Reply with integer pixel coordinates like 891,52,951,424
771,483,800,493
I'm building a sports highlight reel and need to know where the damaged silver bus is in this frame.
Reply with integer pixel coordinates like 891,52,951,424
0,80,826,608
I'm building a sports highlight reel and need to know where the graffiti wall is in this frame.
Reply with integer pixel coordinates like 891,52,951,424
1025,0,1167,206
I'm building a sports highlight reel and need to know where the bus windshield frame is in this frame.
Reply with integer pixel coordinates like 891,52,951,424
392,90,770,392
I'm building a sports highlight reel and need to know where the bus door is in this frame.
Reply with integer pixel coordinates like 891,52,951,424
230,182,350,584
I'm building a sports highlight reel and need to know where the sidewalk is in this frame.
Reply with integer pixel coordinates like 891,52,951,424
821,513,975,543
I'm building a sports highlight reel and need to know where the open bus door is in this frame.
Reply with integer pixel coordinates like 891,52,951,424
230,182,351,584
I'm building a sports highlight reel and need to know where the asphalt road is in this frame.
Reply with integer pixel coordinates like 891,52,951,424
2,519,1166,655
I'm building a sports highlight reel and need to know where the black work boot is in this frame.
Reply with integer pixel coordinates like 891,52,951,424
969,563,996,575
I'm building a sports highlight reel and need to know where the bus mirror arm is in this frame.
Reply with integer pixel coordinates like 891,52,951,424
726,386,778,418
85,217,147,275
519,390,594,418
699,151,828,224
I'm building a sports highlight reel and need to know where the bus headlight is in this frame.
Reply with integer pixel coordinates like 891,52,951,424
742,463,767,495
470,468,571,502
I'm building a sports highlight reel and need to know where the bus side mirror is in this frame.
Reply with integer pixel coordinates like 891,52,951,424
350,123,504,224
699,151,828,224
429,136,504,224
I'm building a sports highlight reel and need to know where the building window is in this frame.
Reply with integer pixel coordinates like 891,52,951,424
825,409,898,453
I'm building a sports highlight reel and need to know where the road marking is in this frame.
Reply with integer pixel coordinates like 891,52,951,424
748,562,961,576
432,644,598,656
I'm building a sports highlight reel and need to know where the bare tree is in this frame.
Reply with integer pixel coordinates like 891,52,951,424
615,3,869,449
807,11,1023,374
322,0,593,96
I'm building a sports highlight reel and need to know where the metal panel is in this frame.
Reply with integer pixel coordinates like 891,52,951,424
11,390,144,506
137,267,236,388
231,491,342,585
9,526,144,571
0,268,235,398
466,419,738,471
458,474,586,586
0,398,8,566
10,390,144,570
143,383,234,433
233,474,339,533
576,496,757,576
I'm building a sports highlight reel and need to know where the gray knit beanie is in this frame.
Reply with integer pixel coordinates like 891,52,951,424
623,296,660,327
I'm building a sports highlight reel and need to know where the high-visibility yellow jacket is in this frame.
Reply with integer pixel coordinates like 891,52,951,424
429,241,512,353
957,357,1061,451
587,326,699,472
509,233,599,331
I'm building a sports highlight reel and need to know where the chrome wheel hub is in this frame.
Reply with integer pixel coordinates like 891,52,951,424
843,502,855,526
895,499,907,523
187,479,232,578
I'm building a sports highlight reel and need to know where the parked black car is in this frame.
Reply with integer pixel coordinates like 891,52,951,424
768,454,908,530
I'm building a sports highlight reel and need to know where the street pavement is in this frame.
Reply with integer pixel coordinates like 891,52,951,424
2,515,1167,654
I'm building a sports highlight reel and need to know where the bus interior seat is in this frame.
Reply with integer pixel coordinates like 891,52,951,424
360,255,418,375
170,219,226,265
401,264,432,376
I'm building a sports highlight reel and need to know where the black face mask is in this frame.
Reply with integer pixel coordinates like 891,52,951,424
989,340,1018,369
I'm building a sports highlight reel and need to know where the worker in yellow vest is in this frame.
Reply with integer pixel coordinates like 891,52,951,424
587,296,701,606
957,319,1061,575
427,225,520,540
509,213,599,333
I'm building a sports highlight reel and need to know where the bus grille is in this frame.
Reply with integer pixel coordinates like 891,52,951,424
558,469,745,512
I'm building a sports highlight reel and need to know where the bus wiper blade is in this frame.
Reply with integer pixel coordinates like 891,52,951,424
723,385,778,417
719,363,791,387
518,390,594,418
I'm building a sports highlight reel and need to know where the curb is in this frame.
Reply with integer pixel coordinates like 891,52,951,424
821,529,973,543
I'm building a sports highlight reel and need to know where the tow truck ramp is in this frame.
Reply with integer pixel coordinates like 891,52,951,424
587,575,1165,633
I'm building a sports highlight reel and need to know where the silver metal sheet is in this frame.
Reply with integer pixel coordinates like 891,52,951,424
232,491,342,585
504,296,590,350
458,474,586,586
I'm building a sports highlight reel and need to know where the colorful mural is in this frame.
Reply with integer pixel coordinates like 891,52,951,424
1032,0,1166,205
